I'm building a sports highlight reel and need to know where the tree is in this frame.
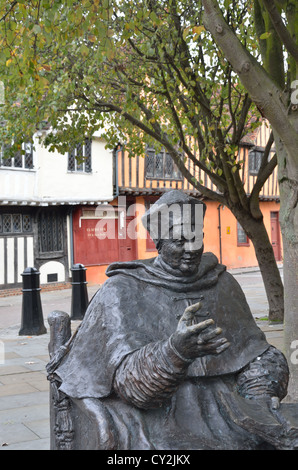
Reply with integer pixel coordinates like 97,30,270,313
0,1,284,323
201,0,298,400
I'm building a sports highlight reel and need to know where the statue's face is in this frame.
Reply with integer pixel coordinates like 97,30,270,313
159,237,203,276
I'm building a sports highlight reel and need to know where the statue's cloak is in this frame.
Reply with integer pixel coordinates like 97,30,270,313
56,253,269,400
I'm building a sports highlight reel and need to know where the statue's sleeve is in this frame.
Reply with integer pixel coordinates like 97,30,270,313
113,338,192,409
236,346,289,400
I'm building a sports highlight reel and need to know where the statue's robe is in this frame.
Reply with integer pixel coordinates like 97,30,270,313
55,253,285,450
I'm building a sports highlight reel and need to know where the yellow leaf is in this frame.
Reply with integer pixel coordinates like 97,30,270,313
193,25,205,36
6,58,12,67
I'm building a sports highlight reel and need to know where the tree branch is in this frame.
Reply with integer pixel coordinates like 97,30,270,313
202,0,298,178
0,1,17,22
90,94,226,203
262,0,298,64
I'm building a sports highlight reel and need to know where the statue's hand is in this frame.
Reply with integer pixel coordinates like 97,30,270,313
171,302,230,360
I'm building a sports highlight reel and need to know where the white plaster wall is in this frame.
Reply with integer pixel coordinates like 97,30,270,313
0,135,114,203
39,260,65,284
0,238,4,285
0,168,36,201
0,235,34,285
37,137,114,202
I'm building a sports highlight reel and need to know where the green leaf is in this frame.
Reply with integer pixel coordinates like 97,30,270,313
149,11,158,24
80,44,89,56
32,24,42,35
260,32,272,40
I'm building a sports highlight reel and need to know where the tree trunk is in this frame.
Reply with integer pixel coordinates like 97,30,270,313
232,209,284,322
202,0,298,399
275,135,298,402
283,234,298,402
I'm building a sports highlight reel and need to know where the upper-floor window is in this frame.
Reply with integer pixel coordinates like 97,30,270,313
68,138,92,173
248,148,264,175
0,143,34,169
0,213,32,234
237,221,250,246
145,147,182,180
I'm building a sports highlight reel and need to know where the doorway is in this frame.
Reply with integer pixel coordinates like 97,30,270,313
270,211,282,261
118,216,138,262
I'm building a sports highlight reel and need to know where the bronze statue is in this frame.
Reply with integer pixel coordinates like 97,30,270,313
47,190,298,450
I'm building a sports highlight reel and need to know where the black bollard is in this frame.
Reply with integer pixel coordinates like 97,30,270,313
19,267,47,336
70,264,89,320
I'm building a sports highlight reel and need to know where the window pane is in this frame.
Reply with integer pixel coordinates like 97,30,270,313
39,213,48,251
2,156,12,167
249,149,263,174
57,215,63,250
0,144,11,167
24,143,34,169
84,138,92,172
145,149,155,177
12,214,22,233
14,152,23,168
3,214,12,233
23,214,32,232
237,222,248,244
145,147,182,180
155,152,164,177
164,153,174,177
76,143,84,171
39,211,63,252
68,148,76,171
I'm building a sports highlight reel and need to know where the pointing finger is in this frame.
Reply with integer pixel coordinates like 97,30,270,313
180,302,202,323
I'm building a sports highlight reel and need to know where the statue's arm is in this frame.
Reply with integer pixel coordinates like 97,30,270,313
113,302,229,409
236,346,289,402
113,338,191,409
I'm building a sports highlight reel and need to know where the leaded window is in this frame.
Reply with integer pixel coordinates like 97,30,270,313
145,147,182,180
0,213,32,234
12,214,22,233
22,214,32,232
0,143,34,169
3,214,12,233
237,221,250,246
38,211,64,252
68,138,92,173
248,149,264,175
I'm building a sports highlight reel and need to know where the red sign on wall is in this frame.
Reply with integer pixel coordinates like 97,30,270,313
72,208,138,266
73,209,119,266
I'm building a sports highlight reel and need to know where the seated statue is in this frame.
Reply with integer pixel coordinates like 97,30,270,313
47,190,298,450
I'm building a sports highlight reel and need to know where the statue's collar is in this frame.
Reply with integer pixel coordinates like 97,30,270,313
106,252,226,292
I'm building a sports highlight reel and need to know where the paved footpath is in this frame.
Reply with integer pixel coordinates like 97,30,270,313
0,269,284,450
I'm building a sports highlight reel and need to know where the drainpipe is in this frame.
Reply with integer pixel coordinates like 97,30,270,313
113,145,120,198
69,207,74,269
217,204,222,264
